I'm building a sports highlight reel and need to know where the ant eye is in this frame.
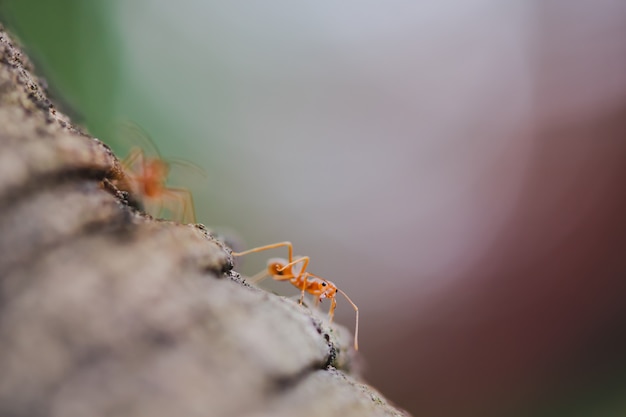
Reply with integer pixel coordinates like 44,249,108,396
322,282,327,286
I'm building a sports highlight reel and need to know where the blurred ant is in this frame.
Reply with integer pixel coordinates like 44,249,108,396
232,241,359,350
116,123,202,224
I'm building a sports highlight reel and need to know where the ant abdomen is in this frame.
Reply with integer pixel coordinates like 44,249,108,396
267,257,288,276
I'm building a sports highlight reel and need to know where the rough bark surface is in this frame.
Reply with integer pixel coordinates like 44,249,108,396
0,26,409,417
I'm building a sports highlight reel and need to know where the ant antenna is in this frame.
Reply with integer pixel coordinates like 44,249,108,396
337,288,359,351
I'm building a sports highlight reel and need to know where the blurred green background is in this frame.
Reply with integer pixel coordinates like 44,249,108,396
1,1,120,137
0,0,228,220
3,2,626,417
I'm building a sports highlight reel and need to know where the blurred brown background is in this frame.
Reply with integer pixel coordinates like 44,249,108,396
2,1,626,415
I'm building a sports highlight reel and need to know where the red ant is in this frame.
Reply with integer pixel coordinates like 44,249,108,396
232,241,359,350
117,123,199,224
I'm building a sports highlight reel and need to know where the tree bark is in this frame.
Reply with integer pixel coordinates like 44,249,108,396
0,25,410,417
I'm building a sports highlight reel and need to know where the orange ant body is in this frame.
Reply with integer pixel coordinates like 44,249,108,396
232,242,359,350
122,148,196,223
117,123,199,224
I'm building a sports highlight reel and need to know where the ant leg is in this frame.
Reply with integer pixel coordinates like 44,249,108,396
121,147,147,196
143,197,164,220
157,190,183,221
278,256,308,270
250,269,270,283
232,242,294,263
278,256,309,276
298,273,311,306
249,266,294,285
336,288,359,351
162,187,196,223
328,297,337,324
121,147,145,170
278,256,311,305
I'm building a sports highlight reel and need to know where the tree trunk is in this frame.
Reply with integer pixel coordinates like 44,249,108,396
0,25,409,417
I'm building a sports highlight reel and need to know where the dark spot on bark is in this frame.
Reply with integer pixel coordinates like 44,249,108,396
146,328,177,347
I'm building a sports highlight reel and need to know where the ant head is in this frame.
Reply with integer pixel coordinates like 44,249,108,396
321,281,338,300
313,278,338,300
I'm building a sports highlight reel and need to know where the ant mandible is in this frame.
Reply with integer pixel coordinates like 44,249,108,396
232,241,359,350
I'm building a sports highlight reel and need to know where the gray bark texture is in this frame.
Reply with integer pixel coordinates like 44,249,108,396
0,26,410,417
